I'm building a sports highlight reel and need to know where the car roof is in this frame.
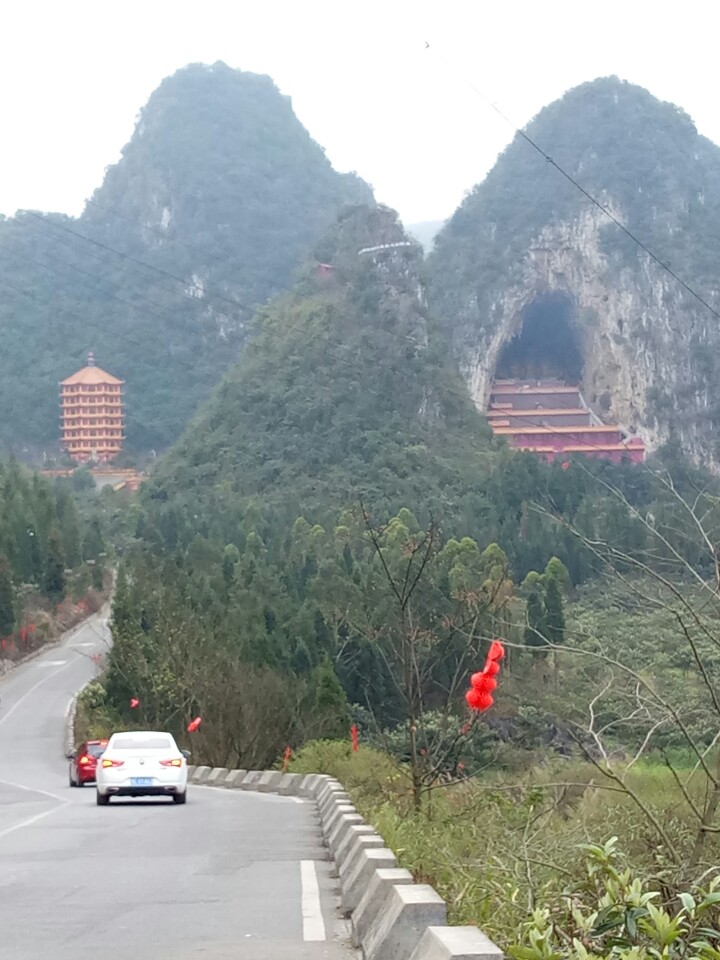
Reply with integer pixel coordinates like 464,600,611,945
86,739,108,745
108,730,174,738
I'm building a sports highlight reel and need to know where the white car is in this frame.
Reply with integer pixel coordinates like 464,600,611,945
95,730,189,806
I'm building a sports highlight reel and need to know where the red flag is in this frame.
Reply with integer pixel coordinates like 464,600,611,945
350,724,359,753
187,716,202,733
129,698,139,709
282,746,292,772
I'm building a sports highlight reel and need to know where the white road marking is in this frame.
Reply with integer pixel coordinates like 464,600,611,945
73,642,95,648
0,801,70,842
292,796,306,804
0,777,68,804
300,860,326,941
0,658,74,728
36,660,68,667
0,778,70,843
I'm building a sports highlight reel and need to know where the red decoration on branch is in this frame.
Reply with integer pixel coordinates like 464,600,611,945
350,724,359,753
187,716,202,733
465,639,505,713
129,698,139,709
282,746,293,771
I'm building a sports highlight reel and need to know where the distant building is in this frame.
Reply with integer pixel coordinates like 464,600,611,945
486,379,646,464
59,352,125,463
315,262,335,279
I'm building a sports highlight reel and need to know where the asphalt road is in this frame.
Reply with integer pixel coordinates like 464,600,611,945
0,615,355,959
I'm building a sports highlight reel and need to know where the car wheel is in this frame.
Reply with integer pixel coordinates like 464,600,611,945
69,771,76,787
96,790,110,806
172,790,187,804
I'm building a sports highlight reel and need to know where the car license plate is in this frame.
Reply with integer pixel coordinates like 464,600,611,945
130,777,153,786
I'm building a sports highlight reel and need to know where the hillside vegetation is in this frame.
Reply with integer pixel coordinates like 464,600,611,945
429,75,720,334
0,61,371,454
0,460,107,644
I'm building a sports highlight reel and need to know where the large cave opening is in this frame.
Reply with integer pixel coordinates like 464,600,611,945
495,293,583,383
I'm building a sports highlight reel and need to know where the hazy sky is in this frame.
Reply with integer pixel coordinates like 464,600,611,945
2,1,719,225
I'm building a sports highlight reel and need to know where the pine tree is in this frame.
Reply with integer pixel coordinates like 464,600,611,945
311,658,349,739
523,591,547,648
43,527,66,600
56,490,82,568
543,576,566,646
83,517,105,563
544,574,566,690
0,557,15,635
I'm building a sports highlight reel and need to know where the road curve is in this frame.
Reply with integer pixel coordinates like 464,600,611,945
0,615,354,959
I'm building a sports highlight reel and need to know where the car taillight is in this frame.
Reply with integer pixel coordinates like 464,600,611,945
79,756,91,765
101,758,124,768
159,758,183,767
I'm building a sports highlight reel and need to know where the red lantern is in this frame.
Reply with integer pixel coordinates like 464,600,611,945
487,640,505,661
187,716,202,733
129,698,139,709
350,724,359,753
465,640,505,712
282,746,292,771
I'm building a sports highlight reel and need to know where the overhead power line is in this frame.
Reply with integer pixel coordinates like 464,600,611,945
423,42,720,324
82,197,290,294
24,211,256,318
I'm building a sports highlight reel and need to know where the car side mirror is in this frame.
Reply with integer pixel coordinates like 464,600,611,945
181,750,191,760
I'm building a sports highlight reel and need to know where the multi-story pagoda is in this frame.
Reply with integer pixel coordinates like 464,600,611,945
59,352,125,463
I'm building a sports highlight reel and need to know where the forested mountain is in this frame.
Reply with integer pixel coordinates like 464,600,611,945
428,76,720,469
0,61,371,454
148,204,495,532
98,202,720,775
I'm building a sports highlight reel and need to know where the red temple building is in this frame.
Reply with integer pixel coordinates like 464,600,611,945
59,353,125,463
486,380,645,464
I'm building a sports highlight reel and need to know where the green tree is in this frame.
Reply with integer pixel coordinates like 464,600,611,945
83,517,105,563
523,590,546,649
0,557,15,634
43,527,66,600
56,490,82,568
543,576,566,647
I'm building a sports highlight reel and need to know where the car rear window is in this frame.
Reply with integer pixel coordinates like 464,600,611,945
86,743,107,758
112,737,173,750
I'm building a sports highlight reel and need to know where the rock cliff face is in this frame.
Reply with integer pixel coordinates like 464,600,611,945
428,77,720,469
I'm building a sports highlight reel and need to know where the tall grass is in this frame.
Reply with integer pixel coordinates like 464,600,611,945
291,740,720,945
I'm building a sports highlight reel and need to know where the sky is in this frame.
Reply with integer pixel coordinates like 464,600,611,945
1,0,719,226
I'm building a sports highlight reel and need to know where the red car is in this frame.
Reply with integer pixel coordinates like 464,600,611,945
69,740,108,787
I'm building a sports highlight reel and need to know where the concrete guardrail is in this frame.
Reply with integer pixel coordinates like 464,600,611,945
67,704,503,959
187,763,505,959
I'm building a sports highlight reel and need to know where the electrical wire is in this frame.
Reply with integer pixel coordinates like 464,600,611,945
0,234,647,463
82,197,295,294
423,41,720,324
24,211,256,319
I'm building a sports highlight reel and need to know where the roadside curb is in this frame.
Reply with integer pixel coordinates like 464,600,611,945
61,606,112,758
1,600,111,683
188,765,505,960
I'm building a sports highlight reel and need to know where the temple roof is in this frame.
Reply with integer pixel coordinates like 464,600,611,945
60,352,123,386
